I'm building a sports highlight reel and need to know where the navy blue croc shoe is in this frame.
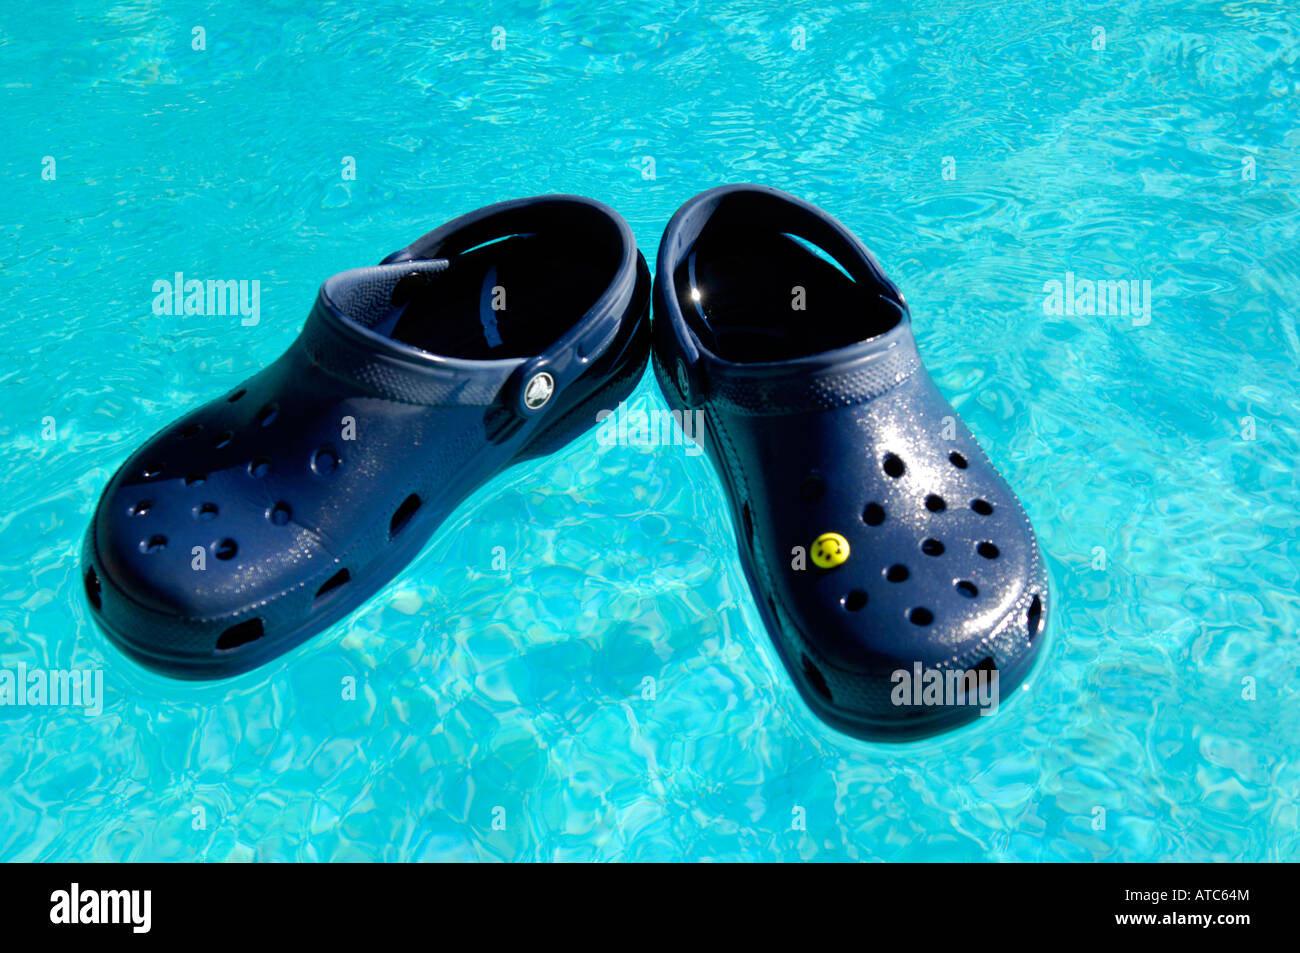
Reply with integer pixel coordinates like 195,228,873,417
651,184,1049,740
84,195,650,679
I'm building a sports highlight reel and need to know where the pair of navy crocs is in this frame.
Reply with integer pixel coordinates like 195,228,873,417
83,187,1047,741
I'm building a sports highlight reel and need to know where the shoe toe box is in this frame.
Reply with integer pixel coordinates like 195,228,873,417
738,380,1050,737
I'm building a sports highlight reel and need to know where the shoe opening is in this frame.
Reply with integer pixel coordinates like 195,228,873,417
671,191,903,362
325,200,627,360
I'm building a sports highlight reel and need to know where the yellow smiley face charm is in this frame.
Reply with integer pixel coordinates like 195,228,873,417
810,532,850,569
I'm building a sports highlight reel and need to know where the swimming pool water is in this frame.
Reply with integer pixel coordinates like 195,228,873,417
2,0,1298,861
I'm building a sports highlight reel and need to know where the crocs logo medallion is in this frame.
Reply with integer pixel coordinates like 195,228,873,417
523,372,555,410
811,532,850,569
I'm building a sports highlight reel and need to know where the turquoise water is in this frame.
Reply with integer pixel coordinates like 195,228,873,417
2,0,1298,861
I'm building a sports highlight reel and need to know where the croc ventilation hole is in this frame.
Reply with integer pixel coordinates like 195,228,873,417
129,500,152,517
195,502,218,521
886,564,909,583
974,656,997,675
921,538,944,556
977,541,1000,560
84,568,101,611
142,464,164,479
925,494,946,512
802,654,832,701
882,453,906,479
255,403,279,427
971,498,994,515
217,617,264,650
180,423,203,438
269,502,291,525
184,472,205,486
140,535,167,554
215,539,238,560
389,494,421,538
909,607,934,626
862,502,885,526
248,457,271,478
227,388,246,403
312,448,339,475
213,430,233,449
315,568,350,601
799,474,825,503
1027,594,1043,640
842,589,868,612
949,451,968,469
955,579,978,598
